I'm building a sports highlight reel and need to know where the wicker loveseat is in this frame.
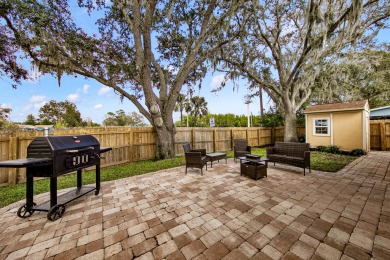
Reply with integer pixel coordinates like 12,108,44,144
266,142,311,175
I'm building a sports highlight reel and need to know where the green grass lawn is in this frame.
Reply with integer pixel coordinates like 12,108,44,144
0,148,358,209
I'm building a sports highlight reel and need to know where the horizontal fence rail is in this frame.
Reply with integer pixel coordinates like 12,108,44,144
1,120,389,186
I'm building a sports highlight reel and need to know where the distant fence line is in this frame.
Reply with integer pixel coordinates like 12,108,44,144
0,126,274,185
0,120,388,186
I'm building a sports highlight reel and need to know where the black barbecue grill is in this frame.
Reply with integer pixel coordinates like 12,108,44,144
0,135,111,221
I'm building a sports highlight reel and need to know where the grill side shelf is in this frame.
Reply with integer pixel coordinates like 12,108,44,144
0,158,53,168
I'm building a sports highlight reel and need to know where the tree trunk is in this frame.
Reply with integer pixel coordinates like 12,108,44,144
154,123,176,160
284,109,298,142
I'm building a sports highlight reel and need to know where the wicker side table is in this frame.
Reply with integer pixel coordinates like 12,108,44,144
239,157,268,180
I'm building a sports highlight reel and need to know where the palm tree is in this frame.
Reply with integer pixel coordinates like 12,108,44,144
188,96,208,127
174,93,188,126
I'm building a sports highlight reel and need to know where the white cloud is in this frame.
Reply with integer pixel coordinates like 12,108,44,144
30,95,46,103
94,104,103,109
34,101,47,109
67,93,80,103
1,103,12,109
83,84,90,94
211,74,226,88
98,86,111,96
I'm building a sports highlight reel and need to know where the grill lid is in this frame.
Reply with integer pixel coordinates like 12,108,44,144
27,135,100,158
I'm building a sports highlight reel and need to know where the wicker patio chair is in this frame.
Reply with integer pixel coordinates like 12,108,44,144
234,139,252,162
183,143,208,175
184,152,208,175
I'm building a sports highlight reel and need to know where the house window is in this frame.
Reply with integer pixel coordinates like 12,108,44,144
313,118,330,136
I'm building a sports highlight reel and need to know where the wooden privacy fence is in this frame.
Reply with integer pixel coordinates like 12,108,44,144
370,120,390,151
0,126,272,186
1,121,388,186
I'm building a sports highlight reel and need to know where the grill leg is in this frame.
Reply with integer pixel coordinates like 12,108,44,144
77,169,82,190
50,177,57,208
95,164,100,195
26,173,34,208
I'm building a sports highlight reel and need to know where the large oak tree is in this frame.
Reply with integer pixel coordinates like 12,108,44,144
1,0,244,159
215,0,390,141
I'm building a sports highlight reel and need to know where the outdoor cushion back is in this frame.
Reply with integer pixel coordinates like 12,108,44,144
234,139,248,150
183,143,191,153
274,142,309,157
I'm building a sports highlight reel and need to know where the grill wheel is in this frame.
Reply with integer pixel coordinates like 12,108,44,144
17,203,36,218
47,204,66,221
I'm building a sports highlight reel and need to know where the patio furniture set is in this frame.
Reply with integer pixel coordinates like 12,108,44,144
183,139,311,178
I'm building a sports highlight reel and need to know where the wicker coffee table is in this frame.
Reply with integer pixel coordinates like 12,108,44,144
206,152,227,167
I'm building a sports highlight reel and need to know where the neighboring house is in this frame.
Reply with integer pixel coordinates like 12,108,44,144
304,100,370,151
370,105,390,120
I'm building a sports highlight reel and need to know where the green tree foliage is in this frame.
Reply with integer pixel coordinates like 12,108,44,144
186,96,208,127
38,100,82,127
0,107,11,122
0,107,20,132
312,45,390,108
23,114,36,125
215,0,390,142
177,113,261,127
258,112,284,128
103,110,145,126
0,107,11,128
1,0,245,159
174,93,188,127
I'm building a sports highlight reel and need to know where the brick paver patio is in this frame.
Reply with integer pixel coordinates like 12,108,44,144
0,151,389,259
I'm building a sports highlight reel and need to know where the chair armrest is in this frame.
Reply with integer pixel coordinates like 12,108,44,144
185,151,201,158
191,149,206,156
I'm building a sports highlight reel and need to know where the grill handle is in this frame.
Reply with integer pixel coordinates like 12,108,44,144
66,146,95,154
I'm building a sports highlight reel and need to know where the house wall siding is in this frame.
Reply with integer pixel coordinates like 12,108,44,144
333,111,363,150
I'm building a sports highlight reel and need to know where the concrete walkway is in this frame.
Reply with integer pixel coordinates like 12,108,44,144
0,152,389,260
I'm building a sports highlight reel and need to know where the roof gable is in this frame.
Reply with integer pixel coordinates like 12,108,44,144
304,100,368,114
370,105,390,111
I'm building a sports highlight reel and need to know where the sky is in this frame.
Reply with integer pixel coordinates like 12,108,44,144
1,4,389,126
1,70,263,125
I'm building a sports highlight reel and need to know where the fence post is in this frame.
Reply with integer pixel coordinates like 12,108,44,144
271,128,275,145
213,128,216,152
380,121,386,151
8,136,18,185
191,128,195,149
129,128,133,163
231,128,234,151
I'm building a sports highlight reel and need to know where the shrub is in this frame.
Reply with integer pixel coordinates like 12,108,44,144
351,149,367,156
316,145,327,152
325,145,341,154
